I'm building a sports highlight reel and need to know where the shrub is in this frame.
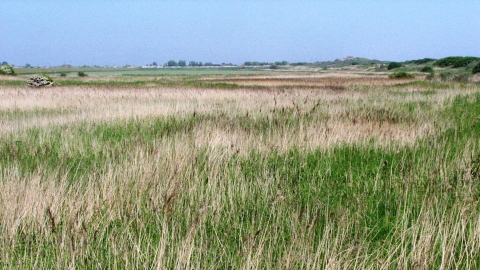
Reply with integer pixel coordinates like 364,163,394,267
453,73,471,83
27,75,54,87
389,72,415,79
473,62,480,74
426,72,435,80
60,72,67,77
420,66,434,73
269,65,278,69
387,62,402,70
0,64,15,75
440,72,453,81
375,64,386,72
78,71,87,77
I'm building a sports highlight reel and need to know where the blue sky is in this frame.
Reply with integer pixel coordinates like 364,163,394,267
1,1,479,66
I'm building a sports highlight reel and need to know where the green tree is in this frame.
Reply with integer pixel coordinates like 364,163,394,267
178,60,186,67
167,60,177,67
152,62,157,66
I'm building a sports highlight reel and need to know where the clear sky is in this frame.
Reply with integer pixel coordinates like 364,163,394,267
1,1,479,66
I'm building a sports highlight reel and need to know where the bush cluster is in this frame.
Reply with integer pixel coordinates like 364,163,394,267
425,72,435,80
387,62,402,70
440,72,453,81
420,66,434,73
435,56,479,68
389,72,415,79
78,71,87,77
27,75,54,87
0,64,15,75
405,58,436,65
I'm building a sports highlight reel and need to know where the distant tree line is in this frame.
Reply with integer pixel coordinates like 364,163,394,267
1,62,33,68
244,62,271,66
243,61,289,66
189,61,203,67
164,60,226,67
290,62,309,66
167,60,186,67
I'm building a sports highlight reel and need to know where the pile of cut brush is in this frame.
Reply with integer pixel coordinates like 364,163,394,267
27,75,54,87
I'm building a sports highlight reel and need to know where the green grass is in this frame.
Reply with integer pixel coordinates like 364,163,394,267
14,67,277,76
2,75,265,89
0,107,76,120
54,78,251,89
393,80,453,89
391,89,437,97
0,79,26,86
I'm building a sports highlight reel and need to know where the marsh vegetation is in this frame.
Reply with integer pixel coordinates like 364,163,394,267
0,69,479,269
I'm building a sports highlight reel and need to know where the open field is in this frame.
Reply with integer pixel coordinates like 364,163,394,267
1,70,479,269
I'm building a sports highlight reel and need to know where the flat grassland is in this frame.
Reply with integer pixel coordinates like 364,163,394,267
1,70,479,269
